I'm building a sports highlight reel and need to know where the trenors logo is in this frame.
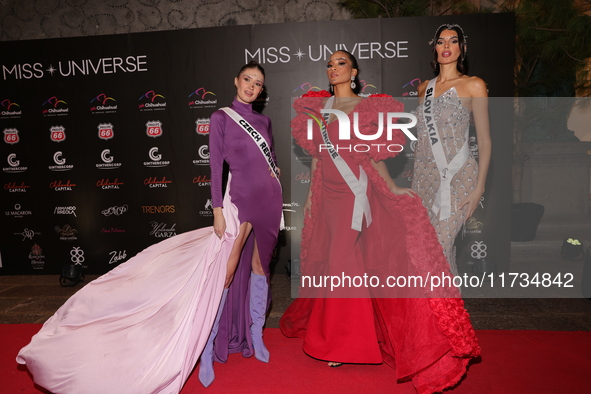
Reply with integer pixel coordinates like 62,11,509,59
50,126,66,142
188,88,218,108
3,128,19,144
1,99,22,117
138,90,166,111
196,118,210,135
98,123,114,140
42,96,69,116
402,78,422,97
90,93,117,112
302,101,417,154
146,120,163,138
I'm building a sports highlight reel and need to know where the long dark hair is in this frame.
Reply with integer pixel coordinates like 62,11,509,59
329,50,361,95
430,24,468,75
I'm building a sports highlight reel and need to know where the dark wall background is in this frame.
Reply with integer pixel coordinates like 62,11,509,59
0,13,514,275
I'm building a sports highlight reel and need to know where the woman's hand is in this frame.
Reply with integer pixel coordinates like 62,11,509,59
459,187,484,219
389,184,415,197
303,195,312,217
213,207,226,239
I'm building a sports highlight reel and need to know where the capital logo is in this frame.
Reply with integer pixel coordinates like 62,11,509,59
98,123,114,140
293,82,323,94
1,99,22,117
96,178,124,190
144,147,170,168
49,179,76,191
195,118,210,135
42,96,69,116
3,128,19,144
188,88,217,108
138,90,167,111
97,149,122,170
50,126,66,142
4,181,31,192
402,78,422,97
193,174,211,186
193,145,210,165
146,120,163,138
294,171,310,184
144,176,172,188
4,153,27,173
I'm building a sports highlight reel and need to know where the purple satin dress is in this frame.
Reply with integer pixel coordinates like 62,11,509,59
209,98,282,362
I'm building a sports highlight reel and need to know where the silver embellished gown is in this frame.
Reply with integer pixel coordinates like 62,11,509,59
411,87,478,276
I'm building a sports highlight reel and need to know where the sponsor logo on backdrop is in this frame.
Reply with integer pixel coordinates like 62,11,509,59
399,169,413,182
138,91,166,111
404,140,417,158
195,118,210,135
97,149,122,169
102,227,126,233
96,178,124,190
49,151,74,171
144,147,170,168
245,41,410,64
29,244,45,270
1,99,22,118
5,203,32,218
464,217,484,235
15,228,41,241
90,94,117,113
470,241,488,260
70,247,86,268
192,175,210,186
294,171,310,184
56,224,78,241
144,176,172,188
49,179,76,191
50,126,66,142
193,145,210,165
98,123,114,140
293,82,323,94
2,56,148,81
188,88,217,108
4,181,30,192
282,201,300,232
469,136,479,159
141,205,176,213
402,77,422,97
54,206,77,217
145,120,163,138
3,153,27,173
109,250,127,265
42,96,69,116
149,221,177,238
3,128,19,144
199,199,213,217
102,204,128,216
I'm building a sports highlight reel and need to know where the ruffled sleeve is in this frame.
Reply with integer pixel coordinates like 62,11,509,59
290,90,332,157
351,94,407,163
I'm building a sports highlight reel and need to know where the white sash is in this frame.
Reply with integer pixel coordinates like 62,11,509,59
220,107,285,230
318,96,372,232
423,79,470,220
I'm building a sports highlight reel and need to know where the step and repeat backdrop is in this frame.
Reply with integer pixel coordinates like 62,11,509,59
1,13,514,275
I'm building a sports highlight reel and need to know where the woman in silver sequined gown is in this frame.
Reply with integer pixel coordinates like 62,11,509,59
411,24,492,276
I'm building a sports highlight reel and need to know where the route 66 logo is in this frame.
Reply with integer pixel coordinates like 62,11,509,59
70,246,85,265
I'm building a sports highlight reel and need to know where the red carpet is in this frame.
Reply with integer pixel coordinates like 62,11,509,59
3,325,591,393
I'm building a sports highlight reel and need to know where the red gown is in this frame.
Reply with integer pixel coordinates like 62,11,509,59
280,91,480,394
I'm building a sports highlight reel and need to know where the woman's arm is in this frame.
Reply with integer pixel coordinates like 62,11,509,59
371,159,415,197
459,77,491,218
303,158,318,217
209,112,226,237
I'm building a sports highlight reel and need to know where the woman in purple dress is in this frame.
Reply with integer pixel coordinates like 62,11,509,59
199,60,283,387
16,61,282,394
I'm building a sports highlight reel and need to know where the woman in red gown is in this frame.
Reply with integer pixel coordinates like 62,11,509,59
280,50,480,394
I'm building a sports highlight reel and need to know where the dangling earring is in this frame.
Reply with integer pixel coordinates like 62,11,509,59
350,76,356,90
